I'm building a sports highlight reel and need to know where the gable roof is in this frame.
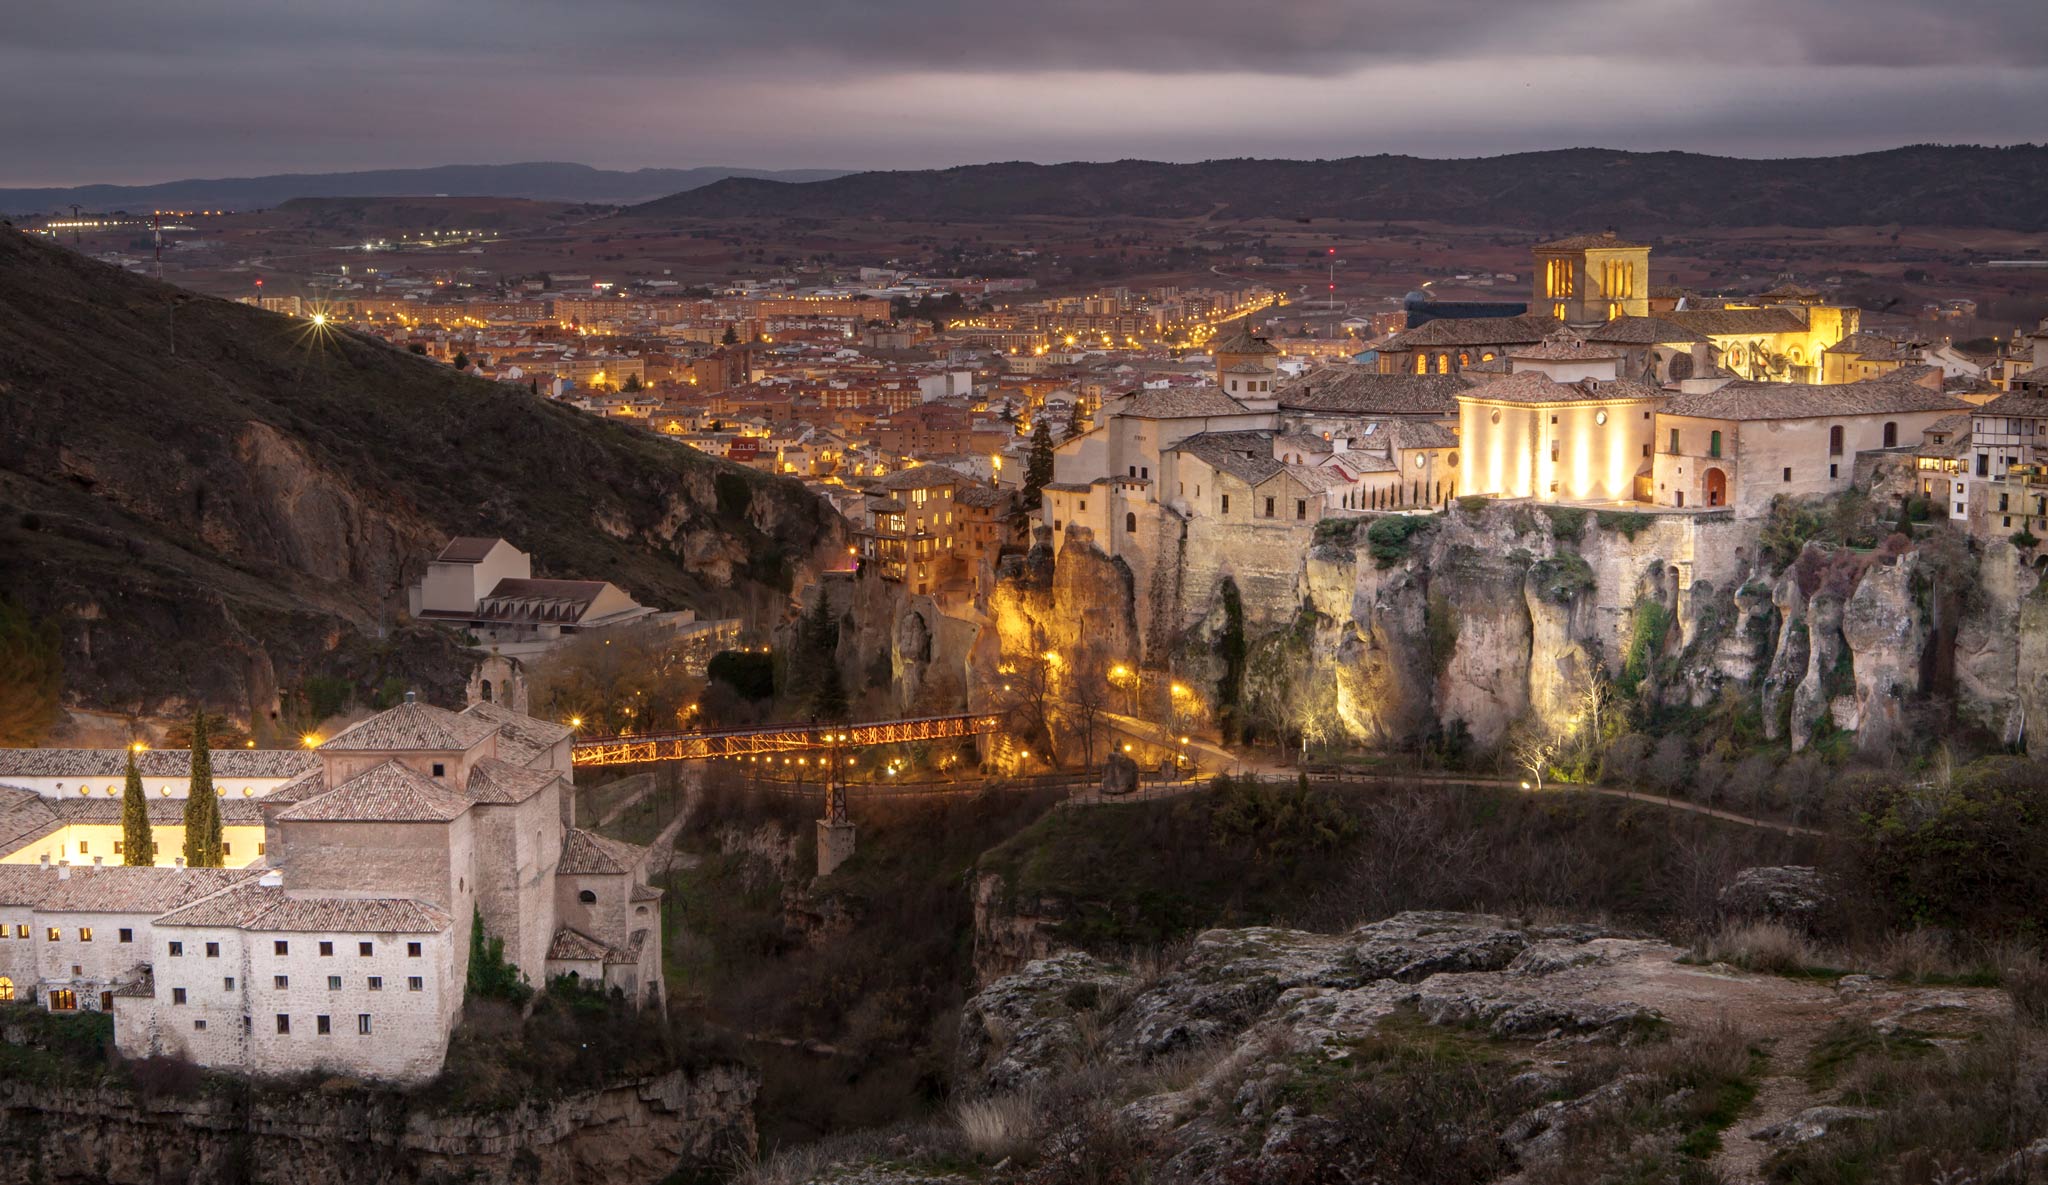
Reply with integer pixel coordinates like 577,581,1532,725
320,701,498,753
558,828,647,876
548,926,613,962
1210,319,1278,356
1383,314,1559,351
434,536,506,563
1663,380,1972,421
277,760,472,823
869,464,970,492
153,881,452,932
0,866,261,914
464,758,561,806
1583,317,1709,345
1979,392,2048,418
0,748,319,781
1457,372,1665,406
1509,327,1622,362
1666,307,1811,337
461,702,572,766
1277,371,1470,417
1119,387,1252,419
1169,431,1283,484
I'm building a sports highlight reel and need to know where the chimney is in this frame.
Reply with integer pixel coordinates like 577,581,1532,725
258,871,283,888
58,865,70,880
404,690,417,704
39,853,49,868
175,857,185,869
93,857,103,867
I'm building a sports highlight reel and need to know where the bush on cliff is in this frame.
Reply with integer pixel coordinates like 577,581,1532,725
1365,515,1432,569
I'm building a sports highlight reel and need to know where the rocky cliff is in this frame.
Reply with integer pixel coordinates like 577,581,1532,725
0,230,842,736
0,1064,756,1185
985,498,2031,762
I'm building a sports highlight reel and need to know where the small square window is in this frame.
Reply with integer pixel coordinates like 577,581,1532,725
46,927,59,942
273,975,289,990
407,942,422,957
118,928,133,944
222,843,231,856
359,942,373,957
193,1019,206,1031
431,763,446,778
317,1015,331,1035
172,988,187,1004
327,976,342,991
113,841,123,854
78,928,92,943
367,977,383,991
224,977,235,991
274,940,289,956
319,941,333,957
407,976,423,992
205,942,220,958
169,942,184,957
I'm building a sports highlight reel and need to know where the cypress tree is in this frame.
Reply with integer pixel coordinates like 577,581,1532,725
804,594,848,721
1024,417,1056,509
181,710,223,867
122,747,153,866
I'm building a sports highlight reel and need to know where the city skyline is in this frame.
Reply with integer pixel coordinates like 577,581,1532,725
4,0,2044,188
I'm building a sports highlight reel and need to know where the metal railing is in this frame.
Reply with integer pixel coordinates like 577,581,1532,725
572,712,1004,767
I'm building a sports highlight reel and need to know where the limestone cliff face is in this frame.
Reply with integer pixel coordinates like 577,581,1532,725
0,1065,756,1185
984,498,2035,759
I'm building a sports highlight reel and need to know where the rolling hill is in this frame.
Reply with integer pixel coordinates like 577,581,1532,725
0,162,850,216
0,229,840,734
631,146,2048,230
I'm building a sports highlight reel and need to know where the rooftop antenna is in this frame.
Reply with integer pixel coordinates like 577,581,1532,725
68,204,81,245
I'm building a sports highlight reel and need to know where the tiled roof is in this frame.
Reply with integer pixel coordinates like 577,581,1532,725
547,926,613,962
434,536,505,563
0,866,260,913
1534,231,1650,251
1210,320,1279,356
1284,466,1346,493
465,758,560,806
952,485,1013,510
1663,380,1971,421
1979,392,2048,418
1385,421,1459,451
1509,328,1621,361
1583,317,1709,345
1220,360,1275,375
1458,372,1665,406
610,930,648,965
0,749,319,780
631,881,663,903
1924,413,1970,437
1169,431,1283,485
1277,371,1470,416
2010,365,2048,385
1383,315,1557,350
1666,308,1810,337
1825,332,1920,360
154,881,452,932
461,702,572,767
1275,432,1333,455
458,578,616,626
277,760,472,823
558,828,648,876
54,798,265,826
319,701,498,753
869,464,970,492
1119,387,1252,419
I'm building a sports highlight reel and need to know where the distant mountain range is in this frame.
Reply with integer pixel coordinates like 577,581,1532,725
631,146,2048,230
0,162,850,215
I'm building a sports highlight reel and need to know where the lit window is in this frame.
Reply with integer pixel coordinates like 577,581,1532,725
48,989,76,1011
46,927,59,942
78,928,92,943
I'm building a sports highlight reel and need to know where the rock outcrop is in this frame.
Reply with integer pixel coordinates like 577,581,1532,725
0,1064,756,1185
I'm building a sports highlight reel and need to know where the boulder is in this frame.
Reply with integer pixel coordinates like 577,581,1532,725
956,951,1134,1096
1719,866,1831,928
1100,752,1139,796
1752,1106,1879,1147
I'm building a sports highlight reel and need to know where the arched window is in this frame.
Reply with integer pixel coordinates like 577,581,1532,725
1124,512,1136,534
0,976,12,1002
1414,354,1428,375
1435,354,1450,374
480,681,493,703
1883,421,1898,448
578,889,597,904
1829,425,1844,456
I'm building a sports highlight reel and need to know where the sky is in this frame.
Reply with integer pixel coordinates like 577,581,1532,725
4,0,2045,186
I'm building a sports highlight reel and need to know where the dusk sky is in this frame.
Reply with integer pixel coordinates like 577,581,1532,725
5,0,2045,186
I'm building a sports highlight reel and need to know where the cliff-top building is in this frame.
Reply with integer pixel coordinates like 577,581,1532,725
0,697,661,1084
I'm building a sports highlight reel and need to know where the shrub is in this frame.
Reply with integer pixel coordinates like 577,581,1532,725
1700,921,1821,975
1618,598,1672,695
2014,529,2041,550
1541,505,1589,543
953,1092,1040,1161
706,649,775,702
1424,593,1459,676
1529,551,1597,604
1365,515,1431,569
1594,509,1654,540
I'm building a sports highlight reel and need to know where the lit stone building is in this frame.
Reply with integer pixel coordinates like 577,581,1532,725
409,537,658,655
1649,380,1970,515
1961,393,2048,548
0,697,661,1085
1531,231,1651,322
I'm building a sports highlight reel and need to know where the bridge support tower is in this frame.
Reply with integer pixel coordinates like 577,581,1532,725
816,740,856,876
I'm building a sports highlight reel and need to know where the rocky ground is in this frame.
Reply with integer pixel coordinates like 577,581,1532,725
746,908,2010,1185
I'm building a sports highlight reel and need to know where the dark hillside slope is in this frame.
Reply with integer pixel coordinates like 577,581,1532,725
635,145,2048,230
0,229,839,731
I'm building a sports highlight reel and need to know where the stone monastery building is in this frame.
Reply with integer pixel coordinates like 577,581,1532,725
0,698,661,1084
